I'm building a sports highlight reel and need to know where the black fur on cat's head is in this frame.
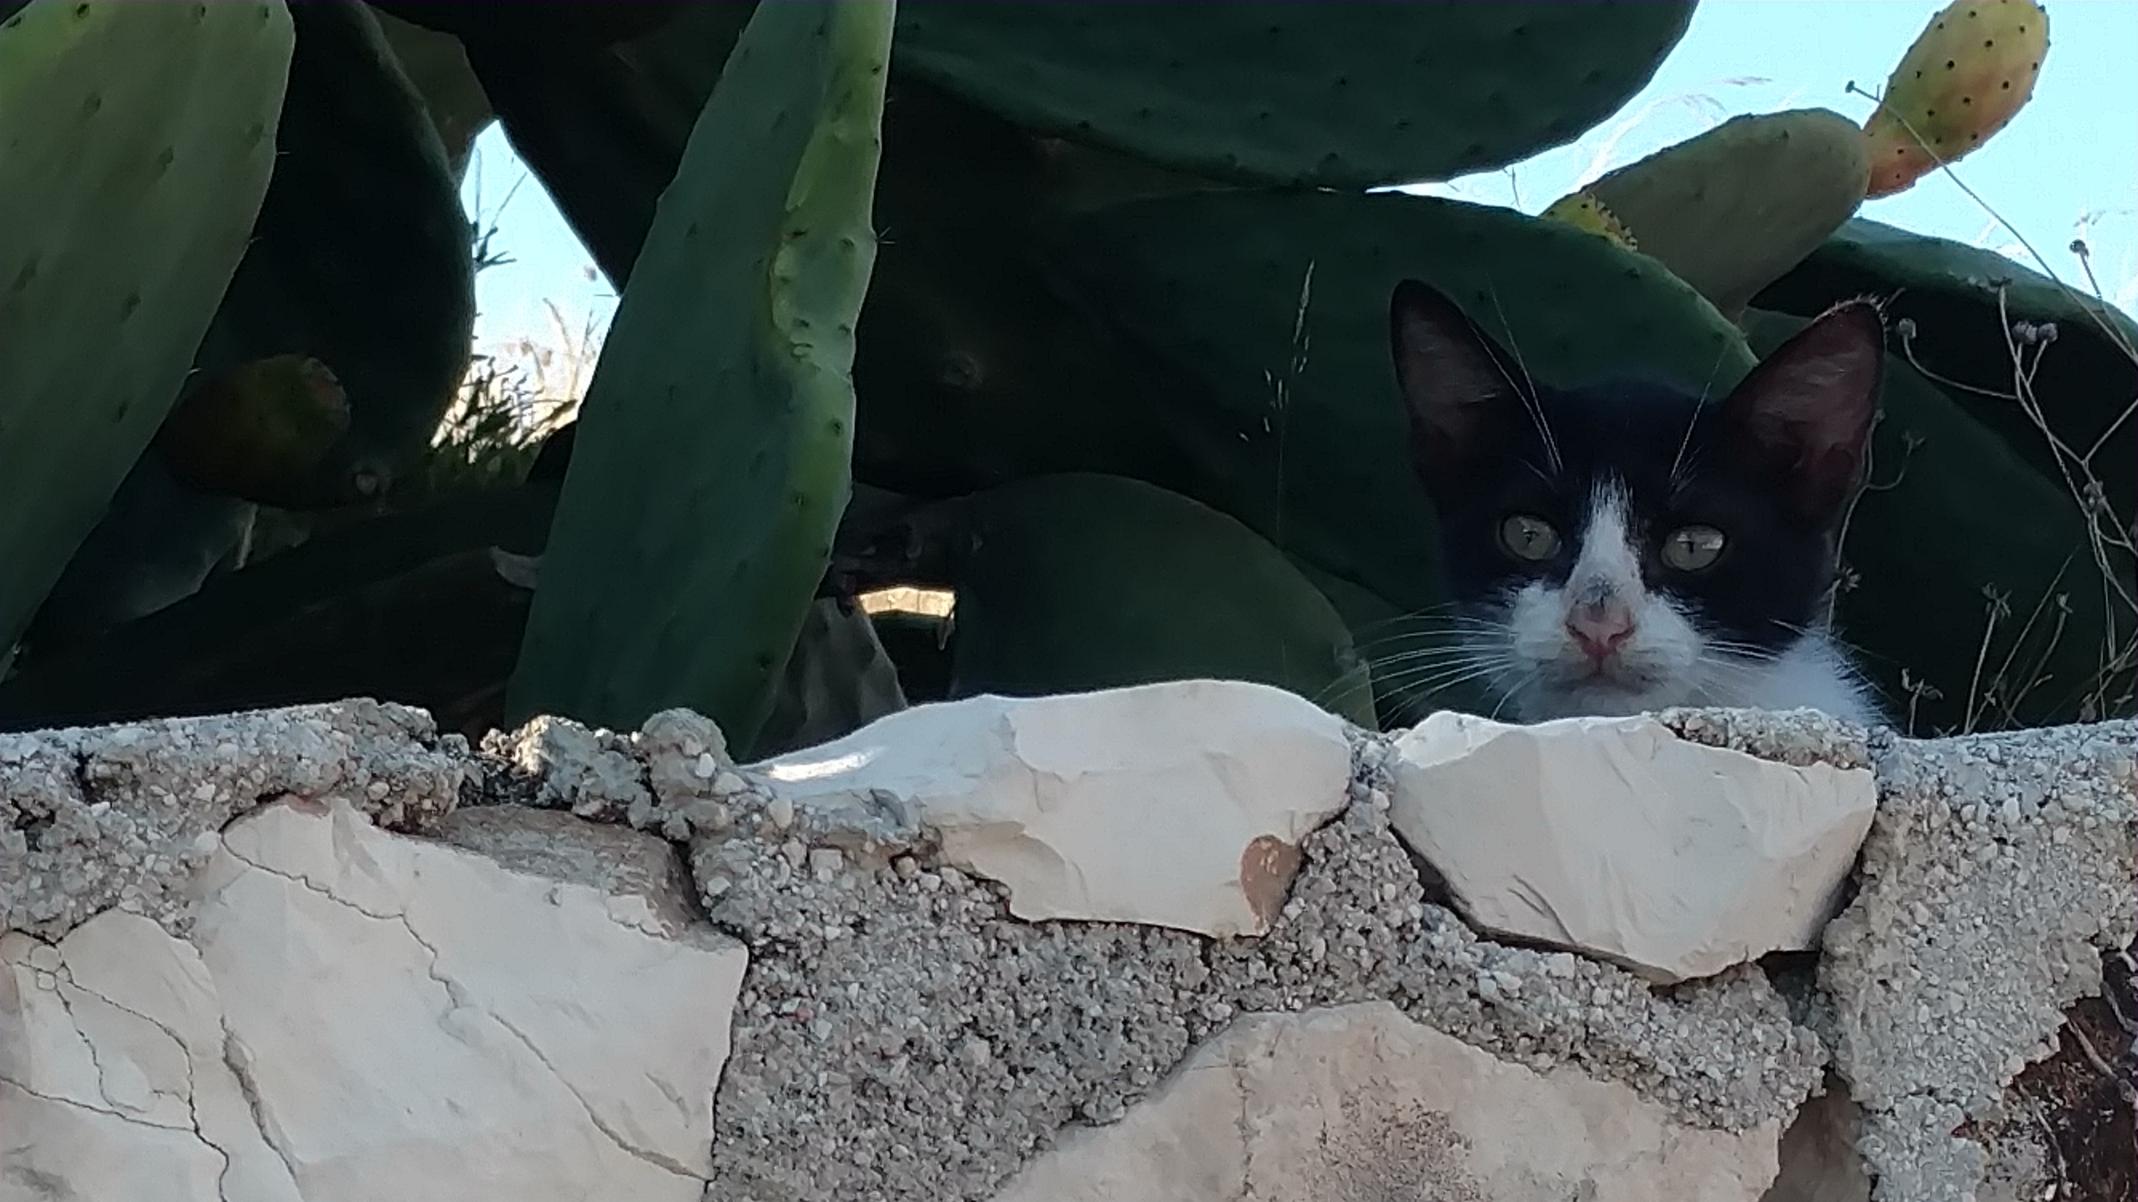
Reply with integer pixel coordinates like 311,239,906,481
1385,279,1886,722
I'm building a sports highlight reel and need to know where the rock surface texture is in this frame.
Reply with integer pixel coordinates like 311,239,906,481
1,792,743,1202
993,1000,1784,1202
2,686,2132,1202
1387,710,1878,983
752,680,1353,937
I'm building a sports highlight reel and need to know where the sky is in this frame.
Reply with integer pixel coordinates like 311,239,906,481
458,0,2138,353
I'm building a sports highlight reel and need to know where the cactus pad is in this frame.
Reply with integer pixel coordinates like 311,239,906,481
944,473,1376,726
892,2,1695,187
507,0,893,749
0,0,292,653
1579,109,1871,318
1864,0,2048,197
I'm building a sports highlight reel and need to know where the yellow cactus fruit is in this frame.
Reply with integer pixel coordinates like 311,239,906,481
1541,190,1638,252
1863,0,2049,198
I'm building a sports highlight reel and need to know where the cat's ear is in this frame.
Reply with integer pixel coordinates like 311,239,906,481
1389,279,1523,488
1717,297,1885,522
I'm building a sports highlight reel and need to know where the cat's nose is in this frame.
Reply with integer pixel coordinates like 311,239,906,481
1565,602,1636,661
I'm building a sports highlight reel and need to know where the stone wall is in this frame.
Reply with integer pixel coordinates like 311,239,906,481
2,681,2132,1202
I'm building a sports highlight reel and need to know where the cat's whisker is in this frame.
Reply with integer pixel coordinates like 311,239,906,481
1702,640,1785,663
1366,667,1509,699
1482,282,1560,477
1368,645,1505,675
1486,668,1543,722
1358,633,1504,660
1370,660,1513,697
1668,340,1735,490
1350,629,1508,656
1352,615,1513,636
1360,648,1503,674
1349,604,1501,628
1767,618,1892,667
1350,628,1510,653
1306,665,1387,713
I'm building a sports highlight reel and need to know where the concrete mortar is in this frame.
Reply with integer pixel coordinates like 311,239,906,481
679,725,1826,1202
1820,720,2138,1202
0,700,464,938
1657,704,1876,771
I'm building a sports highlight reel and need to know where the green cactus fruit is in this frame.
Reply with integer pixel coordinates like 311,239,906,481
155,354,352,507
893,2,1695,188
940,473,1375,727
1578,109,1872,319
1864,0,2048,197
1540,191,1639,251
1756,218,2138,520
506,0,894,750
1041,190,1757,620
1742,309,2126,731
0,0,293,655
184,0,476,510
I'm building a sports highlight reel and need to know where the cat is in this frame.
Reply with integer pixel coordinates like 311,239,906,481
1384,278,1888,727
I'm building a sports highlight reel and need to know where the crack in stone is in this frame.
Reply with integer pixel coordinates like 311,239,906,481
486,1006,713,1185
52,953,240,1189
222,1022,304,1192
42,956,240,1196
48,966,161,1124
0,1067,194,1141
1230,1050,1256,1199
219,832,712,1186
9,945,191,1135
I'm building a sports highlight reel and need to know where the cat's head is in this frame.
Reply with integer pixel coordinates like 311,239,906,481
1387,279,1884,721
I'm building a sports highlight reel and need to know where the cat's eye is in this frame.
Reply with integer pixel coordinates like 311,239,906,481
1497,514,1561,562
1660,524,1728,572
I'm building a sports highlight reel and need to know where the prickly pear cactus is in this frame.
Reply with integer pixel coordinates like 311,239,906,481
943,473,1376,727
508,0,893,750
0,0,293,654
1572,109,1871,318
1863,0,2048,197
893,2,1695,188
